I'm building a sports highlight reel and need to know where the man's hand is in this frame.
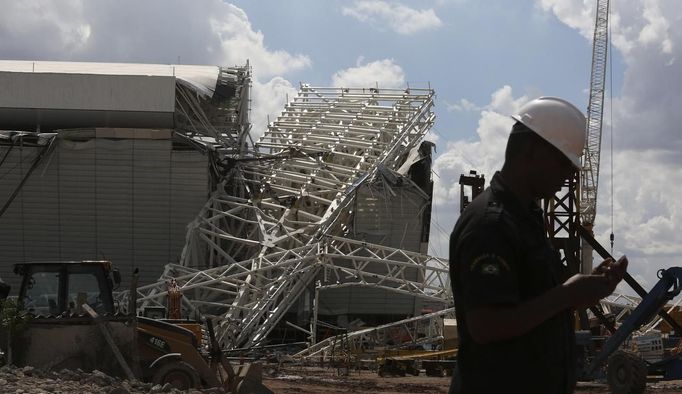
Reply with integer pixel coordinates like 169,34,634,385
465,256,629,344
562,274,612,309
564,255,629,309
593,256,629,288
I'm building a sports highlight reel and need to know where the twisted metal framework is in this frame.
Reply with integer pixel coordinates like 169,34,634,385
174,65,252,156
296,307,455,361
121,86,451,349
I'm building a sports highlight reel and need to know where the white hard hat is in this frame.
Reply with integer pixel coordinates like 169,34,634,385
511,96,586,168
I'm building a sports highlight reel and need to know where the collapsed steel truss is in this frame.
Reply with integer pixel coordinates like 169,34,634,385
121,86,453,350
296,307,455,361
174,65,252,156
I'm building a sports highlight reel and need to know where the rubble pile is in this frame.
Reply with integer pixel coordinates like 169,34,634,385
0,365,225,394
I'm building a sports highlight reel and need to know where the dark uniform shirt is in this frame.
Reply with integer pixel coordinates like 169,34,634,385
449,172,575,394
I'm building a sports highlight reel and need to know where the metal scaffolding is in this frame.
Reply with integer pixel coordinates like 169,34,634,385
122,85,452,350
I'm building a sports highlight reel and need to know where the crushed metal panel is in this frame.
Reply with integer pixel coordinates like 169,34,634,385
0,61,251,155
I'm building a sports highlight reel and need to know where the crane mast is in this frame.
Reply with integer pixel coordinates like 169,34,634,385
580,0,610,272
543,0,610,276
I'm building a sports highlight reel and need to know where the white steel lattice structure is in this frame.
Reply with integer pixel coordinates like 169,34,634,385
580,0,610,228
122,86,452,349
579,0,610,274
598,292,680,334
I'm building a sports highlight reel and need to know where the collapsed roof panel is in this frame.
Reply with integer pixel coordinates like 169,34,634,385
0,60,220,95
0,60,251,154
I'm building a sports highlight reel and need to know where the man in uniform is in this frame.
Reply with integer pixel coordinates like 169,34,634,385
448,97,628,393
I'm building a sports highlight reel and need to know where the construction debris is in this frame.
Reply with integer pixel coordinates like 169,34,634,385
0,365,150,394
0,364,240,393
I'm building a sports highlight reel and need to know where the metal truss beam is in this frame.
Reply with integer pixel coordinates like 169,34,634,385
123,236,451,347
295,307,456,361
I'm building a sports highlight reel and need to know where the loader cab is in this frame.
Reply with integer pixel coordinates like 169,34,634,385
14,261,121,316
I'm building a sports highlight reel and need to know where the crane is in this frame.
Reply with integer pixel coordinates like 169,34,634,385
543,0,611,276
580,0,610,273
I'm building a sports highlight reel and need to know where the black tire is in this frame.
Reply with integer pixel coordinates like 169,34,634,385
607,350,647,394
152,360,200,390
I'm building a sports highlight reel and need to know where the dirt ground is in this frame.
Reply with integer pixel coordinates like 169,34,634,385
262,366,682,393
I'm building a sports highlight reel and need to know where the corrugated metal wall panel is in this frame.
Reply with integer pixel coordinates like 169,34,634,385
0,147,23,290
0,145,59,290
170,151,209,263
0,135,209,293
59,140,98,260
131,139,172,285
353,184,426,253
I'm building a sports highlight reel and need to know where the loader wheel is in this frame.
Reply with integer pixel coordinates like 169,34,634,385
607,350,647,394
152,361,200,390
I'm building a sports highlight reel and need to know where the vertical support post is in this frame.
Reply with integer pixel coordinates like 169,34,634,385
310,281,320,346
544,172,580,273
128,268,139,316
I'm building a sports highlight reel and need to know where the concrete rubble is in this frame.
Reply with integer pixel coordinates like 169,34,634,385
0,365,226,394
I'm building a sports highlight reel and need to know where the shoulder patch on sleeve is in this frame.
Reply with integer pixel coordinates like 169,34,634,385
469,253,511,276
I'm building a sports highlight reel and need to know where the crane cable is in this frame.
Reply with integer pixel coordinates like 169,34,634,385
609,3,615,254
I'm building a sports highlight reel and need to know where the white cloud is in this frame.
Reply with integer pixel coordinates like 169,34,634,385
207,3,311,78
445,98,481,112
429,86,528,257
436,0,682,289
0,0,90,58
638,0,673,54
537,0,674,58
342,0,443,35
445,86,532,114
331,58,406,88
535,0,595,40
0,0,308,149
0,0,310,80
430,83,682,292
594,148,682,290
250,77,298,142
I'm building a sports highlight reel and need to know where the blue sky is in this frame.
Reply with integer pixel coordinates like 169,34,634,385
0,0,679,291
231,0,622,141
